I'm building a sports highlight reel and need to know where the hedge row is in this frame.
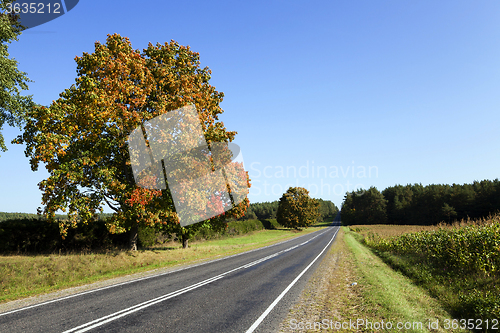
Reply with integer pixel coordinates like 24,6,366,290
138,219,280,247
0,218,281,253
0,218,129,253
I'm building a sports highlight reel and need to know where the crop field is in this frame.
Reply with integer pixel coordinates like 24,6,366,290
348,214,500,329
348,214,497,239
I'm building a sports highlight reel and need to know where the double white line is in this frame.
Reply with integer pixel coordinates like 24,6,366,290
63,229,333,333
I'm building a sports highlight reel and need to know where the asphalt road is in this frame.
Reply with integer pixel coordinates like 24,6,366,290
0,220,340,333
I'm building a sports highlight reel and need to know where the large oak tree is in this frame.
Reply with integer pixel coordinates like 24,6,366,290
16,34,249,250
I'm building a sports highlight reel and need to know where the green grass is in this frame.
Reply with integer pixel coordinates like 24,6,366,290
358,215,500,326
340,228,462,333
0,221,327,304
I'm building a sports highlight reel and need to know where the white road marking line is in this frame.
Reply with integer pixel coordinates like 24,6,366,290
245,226,340,333
61,229,330,333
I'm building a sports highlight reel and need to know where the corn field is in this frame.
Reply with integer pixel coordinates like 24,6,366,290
363,214,500,277
356,214,500,324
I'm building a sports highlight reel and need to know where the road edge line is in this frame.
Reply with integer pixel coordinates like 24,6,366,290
245,225,340,333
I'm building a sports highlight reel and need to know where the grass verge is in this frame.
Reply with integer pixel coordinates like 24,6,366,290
355,215,500,330
280,227,462,332
0,223,326,304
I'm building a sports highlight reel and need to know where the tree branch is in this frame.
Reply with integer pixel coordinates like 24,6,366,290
102,194,120,212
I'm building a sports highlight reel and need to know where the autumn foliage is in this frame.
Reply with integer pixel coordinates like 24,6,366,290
15,34,250,249
276,187,320,230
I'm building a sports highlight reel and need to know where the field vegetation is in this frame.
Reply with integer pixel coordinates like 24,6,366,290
280,227,461,333
349,213,500,329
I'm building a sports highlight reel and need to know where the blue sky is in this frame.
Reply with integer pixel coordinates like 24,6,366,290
1,0,499,213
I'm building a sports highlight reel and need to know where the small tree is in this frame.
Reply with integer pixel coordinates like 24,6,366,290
276,187,319,230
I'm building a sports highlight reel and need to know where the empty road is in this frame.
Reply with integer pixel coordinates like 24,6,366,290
0,220,340,333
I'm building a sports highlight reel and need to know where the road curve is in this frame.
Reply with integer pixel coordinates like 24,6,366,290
0,220,340,333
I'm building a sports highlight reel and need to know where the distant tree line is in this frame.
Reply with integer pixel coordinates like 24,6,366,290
0,212,113,222
240,199,338,222
316,199,339,222
341,179,500,225
241,201,279,220
0,212,67,222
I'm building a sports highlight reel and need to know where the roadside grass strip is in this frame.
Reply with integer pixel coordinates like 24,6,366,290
343,228,464,333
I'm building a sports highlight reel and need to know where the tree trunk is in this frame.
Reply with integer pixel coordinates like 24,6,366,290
182,235,188,249
129,222,138,251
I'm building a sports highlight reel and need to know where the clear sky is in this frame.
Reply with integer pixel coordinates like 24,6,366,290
1,0,499,213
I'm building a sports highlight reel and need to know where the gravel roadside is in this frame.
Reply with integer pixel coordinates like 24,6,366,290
278,228,363,332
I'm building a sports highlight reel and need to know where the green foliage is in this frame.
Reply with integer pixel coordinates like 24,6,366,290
458,289,500,322
441,202,457,223
242,201,279,220
0,1,34,154
342,179,500,226
0,217,128,253
366,221,500,276
180,219,277,242
0,215,280,252
137,225,160,248
385,180,500,225
223,219,266,235
134,219,275,247
240,199,337,224
0,212,68,221
316,198,339,222
341,186,387,225
276,187,320,230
